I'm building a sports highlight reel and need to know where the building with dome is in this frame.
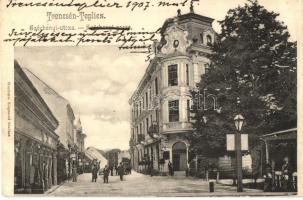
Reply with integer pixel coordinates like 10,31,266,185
129,9,216,175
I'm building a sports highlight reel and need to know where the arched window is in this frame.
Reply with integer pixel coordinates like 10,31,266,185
205,63,210,73
200,33,204,44
206,35,212,46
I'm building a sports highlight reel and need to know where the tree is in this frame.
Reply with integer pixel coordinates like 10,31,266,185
189,0,297,161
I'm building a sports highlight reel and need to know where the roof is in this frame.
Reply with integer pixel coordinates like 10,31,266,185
84,151,95,161
23,68,76,147
160,12,214,35
260,128,297,141
85,147,108,168
14,60,59,133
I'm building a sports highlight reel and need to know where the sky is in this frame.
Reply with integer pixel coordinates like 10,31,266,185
14,0,300,150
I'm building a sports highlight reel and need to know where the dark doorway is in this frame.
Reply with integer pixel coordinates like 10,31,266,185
172,142,187,171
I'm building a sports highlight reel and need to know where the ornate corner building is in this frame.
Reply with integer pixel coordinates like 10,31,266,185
129,10,216,174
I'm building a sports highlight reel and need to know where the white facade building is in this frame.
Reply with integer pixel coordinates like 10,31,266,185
129,10,216,174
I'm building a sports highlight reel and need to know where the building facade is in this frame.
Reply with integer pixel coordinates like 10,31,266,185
118,150,131,164
24,68,77,183
14,61,59,193
129,10,216,174
74,118,87,174
105,149,121,168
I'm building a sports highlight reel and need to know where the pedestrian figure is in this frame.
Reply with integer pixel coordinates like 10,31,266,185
168,161,173,176
103,165,110,183
115,165,118,175
118,162,124,181
72,162,77,182
149,162,153,177
110,166,113,176
263,164,273,192
91,163,98,182
281,157,293,191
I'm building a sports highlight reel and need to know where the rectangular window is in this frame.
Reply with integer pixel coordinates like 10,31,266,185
205,63,210,74
155,78,158,95
186,64,189,86
150,114,153,124
141,101,143,113
200,33,204,44
168,64,178,86
168,100,179,122
149,87,152,107
156,110,159,122
145,92,148,109
146,118,149,133
187,100,190,122
140,123,142,135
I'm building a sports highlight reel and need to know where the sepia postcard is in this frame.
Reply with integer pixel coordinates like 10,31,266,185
0,0,302,197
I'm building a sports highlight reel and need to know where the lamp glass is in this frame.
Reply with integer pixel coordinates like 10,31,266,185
234,114,244,131
203,116,207,124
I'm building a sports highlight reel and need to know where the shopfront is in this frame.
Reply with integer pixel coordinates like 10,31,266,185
14,61,59,194
260,128,297,191
14,130,58,193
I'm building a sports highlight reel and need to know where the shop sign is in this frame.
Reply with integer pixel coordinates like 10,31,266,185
226,134,248,151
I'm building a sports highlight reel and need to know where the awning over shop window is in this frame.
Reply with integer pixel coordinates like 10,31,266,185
260,128,296,141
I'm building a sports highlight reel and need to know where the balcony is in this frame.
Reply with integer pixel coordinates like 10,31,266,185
147,122,159,138
137,134,145,143
162,122,192,133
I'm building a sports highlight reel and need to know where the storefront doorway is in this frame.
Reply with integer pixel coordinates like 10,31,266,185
172,142,187,171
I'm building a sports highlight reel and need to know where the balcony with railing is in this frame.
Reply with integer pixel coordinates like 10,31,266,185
137,134,145,144
147,121,160,139
162,121,192,133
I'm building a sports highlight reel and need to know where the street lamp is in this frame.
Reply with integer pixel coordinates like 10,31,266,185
234,113,245,192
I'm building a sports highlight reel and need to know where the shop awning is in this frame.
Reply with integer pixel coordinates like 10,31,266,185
260,128,297,141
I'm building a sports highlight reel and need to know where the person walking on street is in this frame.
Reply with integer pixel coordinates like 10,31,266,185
281,157,293,191
103,165,110,183
149,162,153,177
115,165,118,175
72,162,77,182
110,166,113,176
118,162,124,181
263,164,273,192
91,163,98,182
168,161,173,176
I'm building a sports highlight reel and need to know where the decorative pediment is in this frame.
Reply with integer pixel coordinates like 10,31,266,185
160,23,191,55
162,89,181,99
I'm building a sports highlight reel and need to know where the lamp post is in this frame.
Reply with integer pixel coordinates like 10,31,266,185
234,113,245,192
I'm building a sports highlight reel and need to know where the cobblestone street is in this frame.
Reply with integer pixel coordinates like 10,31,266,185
45,171,271,196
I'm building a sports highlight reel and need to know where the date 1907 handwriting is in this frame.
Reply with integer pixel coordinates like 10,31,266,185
7,0,189,11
